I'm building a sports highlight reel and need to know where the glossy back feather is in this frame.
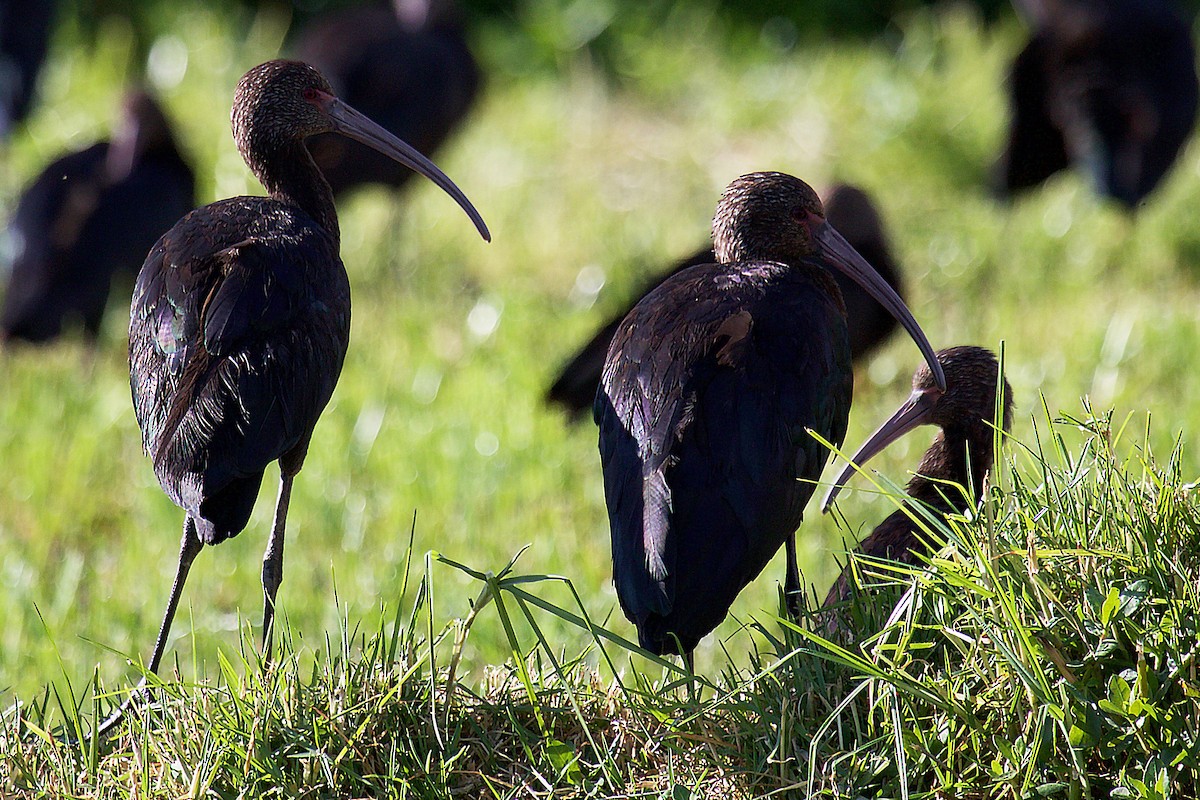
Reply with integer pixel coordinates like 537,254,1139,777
130,196,350,544
599,261,851,653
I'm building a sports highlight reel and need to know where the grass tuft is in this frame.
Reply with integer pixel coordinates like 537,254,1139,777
4,405,1199,797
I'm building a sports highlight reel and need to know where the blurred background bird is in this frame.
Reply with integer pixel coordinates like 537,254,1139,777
1,89,194,344
291,0,481,197
0,0,56,137
996,0,1198,207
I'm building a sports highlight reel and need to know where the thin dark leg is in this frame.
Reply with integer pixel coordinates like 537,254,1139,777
260,472,294,664
784,533,801,620
91,516,203,740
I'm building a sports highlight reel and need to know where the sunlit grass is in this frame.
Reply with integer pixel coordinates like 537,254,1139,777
4,404,1198,796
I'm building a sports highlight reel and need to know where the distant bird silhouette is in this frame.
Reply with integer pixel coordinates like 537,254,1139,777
547,184,904,417
0,0,55,135
595,172,944,665
292,0,481,197
997,0,1198,207
96,60,488,738
1,90,194,344
820,346,1013,636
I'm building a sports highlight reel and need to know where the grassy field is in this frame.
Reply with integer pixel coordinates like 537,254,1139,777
2,2,1200,795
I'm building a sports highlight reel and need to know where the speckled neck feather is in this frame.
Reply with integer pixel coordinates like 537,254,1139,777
907,346,1014,510
232,61,340,244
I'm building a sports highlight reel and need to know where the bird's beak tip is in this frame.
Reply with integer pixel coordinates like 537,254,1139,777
820,483,842,514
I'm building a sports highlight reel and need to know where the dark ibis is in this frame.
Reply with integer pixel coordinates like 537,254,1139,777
820,346,1013,634
291,0,481,197
595,172,944,664
0,0,55,135
997,0,1198,207
547,183,904,417
1,90,195,344
99,60,488,736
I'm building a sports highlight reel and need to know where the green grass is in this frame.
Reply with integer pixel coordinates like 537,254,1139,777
4,406,1199,796
2,2,1200,795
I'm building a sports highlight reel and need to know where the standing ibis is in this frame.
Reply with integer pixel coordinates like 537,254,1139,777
997,0,1198,207
100,59,488,736
2,90,194,344
547,183,904,417
291,0,481,197
820,346,1013,633
595,172,944,664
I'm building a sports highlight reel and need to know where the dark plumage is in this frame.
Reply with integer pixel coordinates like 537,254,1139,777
595,172,944,663
0,0,55,135
997,0,1198,207
546,183,903,416
292,0,480,197
98,59,488,738
820,346,1014,633
1,90,194,343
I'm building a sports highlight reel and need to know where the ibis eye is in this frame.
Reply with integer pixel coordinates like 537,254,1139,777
791,206,821,226
302,87,319,102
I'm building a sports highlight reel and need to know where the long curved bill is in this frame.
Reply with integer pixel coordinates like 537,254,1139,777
323,94,491,242
817,222,943,390
820,386,940,512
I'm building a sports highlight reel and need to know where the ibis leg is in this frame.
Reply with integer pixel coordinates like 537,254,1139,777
784,533,801,620
147,516,205,674
91,516,203,740
260,471,294,663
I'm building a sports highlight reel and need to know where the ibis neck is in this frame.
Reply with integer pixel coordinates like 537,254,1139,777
905,427,994,511
253,139,340,246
